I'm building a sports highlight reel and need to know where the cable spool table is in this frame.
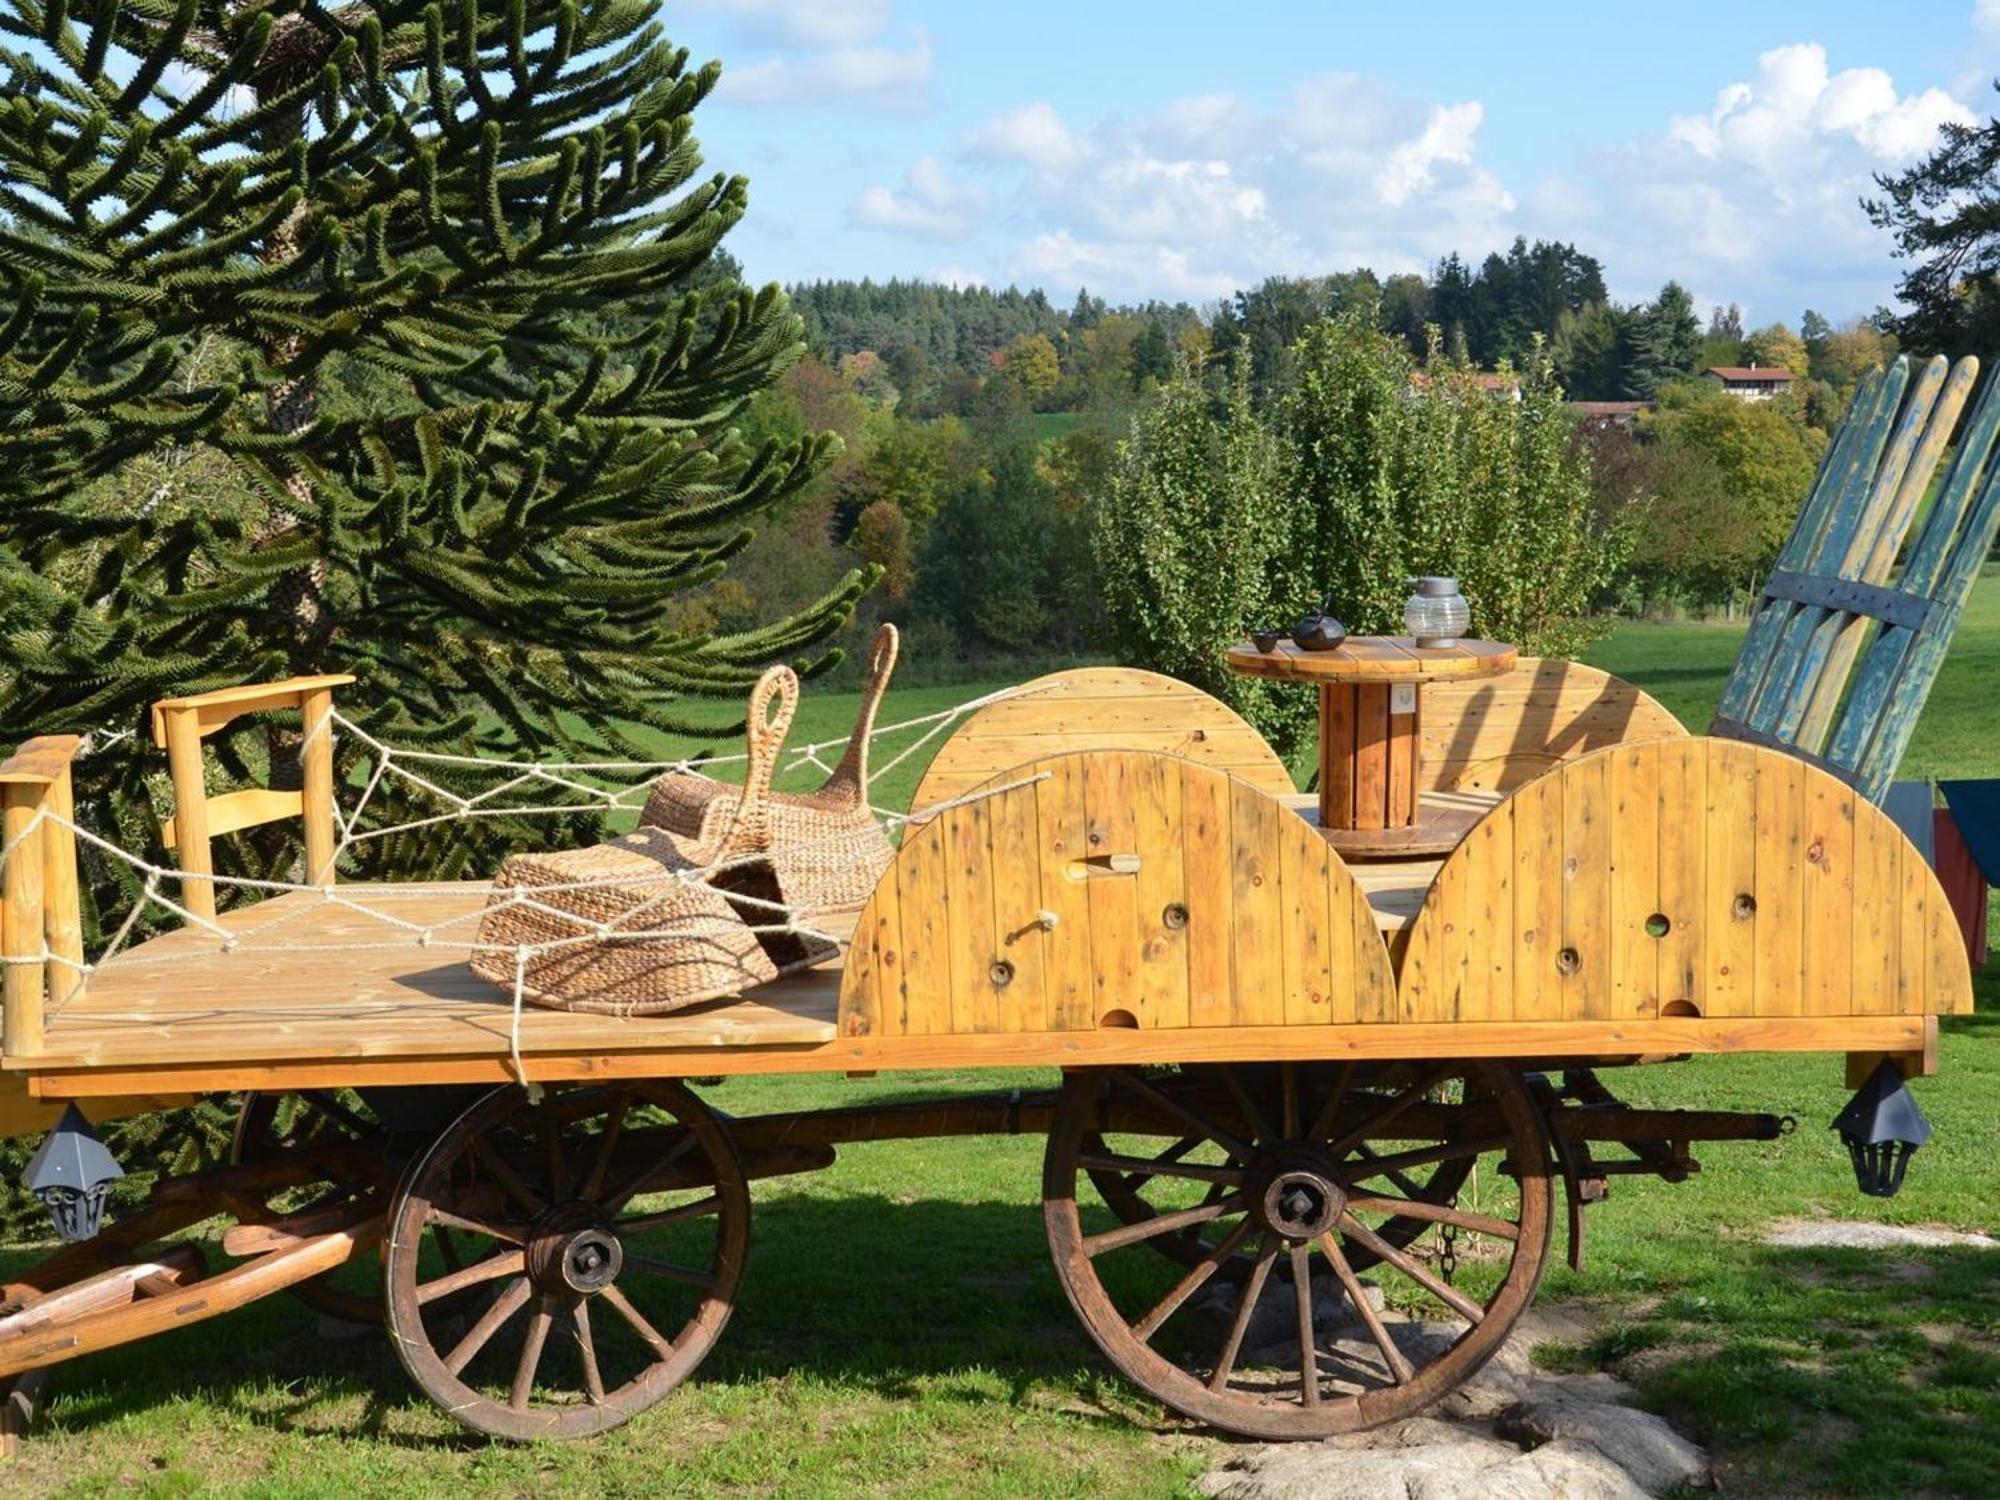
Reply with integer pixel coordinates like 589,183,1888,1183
1226,636,1517,857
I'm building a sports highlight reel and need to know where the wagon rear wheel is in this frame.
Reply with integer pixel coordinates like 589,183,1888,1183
383,1081,748,1441
1045,1061,1551,1440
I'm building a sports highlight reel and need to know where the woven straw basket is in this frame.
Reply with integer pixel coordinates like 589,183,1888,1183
473,669,838,1015
640,624,899,914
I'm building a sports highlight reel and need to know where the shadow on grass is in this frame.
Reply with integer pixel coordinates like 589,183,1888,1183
1551,1242,2000,1498
14,1192,1147,1450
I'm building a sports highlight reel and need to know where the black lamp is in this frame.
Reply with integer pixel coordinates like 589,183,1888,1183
22,1104,124,1242
1832,1059,1932,1199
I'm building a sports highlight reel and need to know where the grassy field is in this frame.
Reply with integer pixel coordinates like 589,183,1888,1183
5,588,1999,1498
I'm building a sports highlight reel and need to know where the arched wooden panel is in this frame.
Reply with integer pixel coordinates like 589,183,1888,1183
1420,659,1687,794
1396,737,1973,1024
841,751,1396,1037
911,668,1295,813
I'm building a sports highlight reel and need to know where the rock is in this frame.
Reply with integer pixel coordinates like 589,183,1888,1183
1498,1397,1709,1495
1194,1268,1386,1362
1194,1309,1709,1499
1764,1219,1998,1252
1193,1430,1652,1500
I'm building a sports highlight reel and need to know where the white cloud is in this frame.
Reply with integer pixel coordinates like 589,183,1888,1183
853,155,984,239
1585,41,1975,313
1977,0,2000,38
1376,101,1486,206
694,0,932,109
963,102,1086,174
929,265,989,289
725,34,932,107
677,0,891,50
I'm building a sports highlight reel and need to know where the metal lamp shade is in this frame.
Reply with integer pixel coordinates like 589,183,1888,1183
1831,1059,1933,1199
22,1103,124,1242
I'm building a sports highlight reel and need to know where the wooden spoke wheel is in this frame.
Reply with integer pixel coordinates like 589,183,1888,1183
1080,1064,1479,1283
1045,1061,1552,1440
229,1089,416,1325
383,1081,748,1442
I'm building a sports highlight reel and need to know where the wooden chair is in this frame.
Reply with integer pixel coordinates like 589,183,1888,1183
1711,354,2000,802
149,674,354,919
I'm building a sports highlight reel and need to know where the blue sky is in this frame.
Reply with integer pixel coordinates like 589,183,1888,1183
659,1,2000,325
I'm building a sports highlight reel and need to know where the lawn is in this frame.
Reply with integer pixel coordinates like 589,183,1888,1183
4,589,1998,1498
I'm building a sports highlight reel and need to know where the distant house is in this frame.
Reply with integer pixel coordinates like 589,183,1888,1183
1568,399,1653,430
1703,366,1795,401
1407,370,1523,402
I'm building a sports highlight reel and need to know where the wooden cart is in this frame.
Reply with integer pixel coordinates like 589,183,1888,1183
0,353,1989,1445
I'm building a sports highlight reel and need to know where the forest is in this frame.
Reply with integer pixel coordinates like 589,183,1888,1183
705,238,1900,687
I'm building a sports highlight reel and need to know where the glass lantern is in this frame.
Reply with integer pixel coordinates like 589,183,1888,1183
1404,577,1470,648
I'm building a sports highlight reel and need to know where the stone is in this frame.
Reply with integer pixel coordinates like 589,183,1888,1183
1764,1219,1999,1252
1498,1397,1710,1495
1192,1267,1385,1362
1193,1430,1653,1500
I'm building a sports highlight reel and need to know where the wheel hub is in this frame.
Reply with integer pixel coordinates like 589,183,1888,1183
526,1202,624,1294
1247,1147,1348,1241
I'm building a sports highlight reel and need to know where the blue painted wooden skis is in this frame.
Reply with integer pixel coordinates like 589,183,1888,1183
1710,353,2000,802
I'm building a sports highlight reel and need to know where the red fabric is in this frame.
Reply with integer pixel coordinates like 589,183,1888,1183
1933,808,1990,969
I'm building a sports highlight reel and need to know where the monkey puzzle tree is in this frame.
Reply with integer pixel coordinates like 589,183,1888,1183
0,2,870,897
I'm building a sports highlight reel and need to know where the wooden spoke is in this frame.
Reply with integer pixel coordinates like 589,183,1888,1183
1075,1152,1244,1187
299,1089,373,1140
1345,1133,1511,1180
444,1276,533,1376
1111,1071,1253,1160
1324,1066,1449,1158
1351,1141,1429,1199
471,1137,546,1217
510,1296,556,1411
1304,1061,1358,1144
1290,1242,1319,1407
417,1248,526,1306
618,1193,724,1234
1281,1063,1300,1142
1316,1233,1414,1385
539,1095,571,1203
1219,1065,1274,1146
1132,1217,1256,1342
1208,1237,1280,1394
1337,1212,1486,1325
1082,1196,1243,1257
1346,1194,1520,1242
625,1254,717,1292
599,1283,676,1362
579,1091,631,1202
425,1205,529,1244
601,1132,698,1214
573,1298,605,1405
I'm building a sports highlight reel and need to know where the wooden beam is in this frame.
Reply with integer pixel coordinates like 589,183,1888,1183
161,788,303,851
38,770,82,1009
0,738,82,788
149,675,356,749
9,1014,1934,1100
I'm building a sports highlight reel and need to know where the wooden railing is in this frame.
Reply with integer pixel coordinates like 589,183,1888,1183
0,735,86,1058
149,674,354,922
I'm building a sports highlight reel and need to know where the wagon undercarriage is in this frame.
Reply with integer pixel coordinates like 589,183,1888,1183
0,1064,1791,1442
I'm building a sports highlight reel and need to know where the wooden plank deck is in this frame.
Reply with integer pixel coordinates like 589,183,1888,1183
4,782,1934,1100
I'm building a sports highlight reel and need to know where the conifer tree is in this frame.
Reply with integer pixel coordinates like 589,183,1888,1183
0,3,871,904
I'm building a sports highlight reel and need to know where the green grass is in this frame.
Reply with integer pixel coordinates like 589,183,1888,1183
7,585,2000,1497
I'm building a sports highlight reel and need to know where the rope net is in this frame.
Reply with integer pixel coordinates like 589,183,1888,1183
0,682,1046,1079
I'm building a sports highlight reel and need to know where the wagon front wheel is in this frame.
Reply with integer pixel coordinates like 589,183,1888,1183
383,1081,748,1441
1044,1061,1552,1440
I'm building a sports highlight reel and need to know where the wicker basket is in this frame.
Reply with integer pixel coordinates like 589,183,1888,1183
473,669,837,1015
641,624,900,913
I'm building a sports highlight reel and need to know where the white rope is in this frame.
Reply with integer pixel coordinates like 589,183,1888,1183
4,681,1056,1070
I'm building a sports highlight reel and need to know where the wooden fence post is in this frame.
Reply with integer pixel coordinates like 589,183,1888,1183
1,782,47,1057
300,687,337,887
160,706,215,924
40,767,84,1006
